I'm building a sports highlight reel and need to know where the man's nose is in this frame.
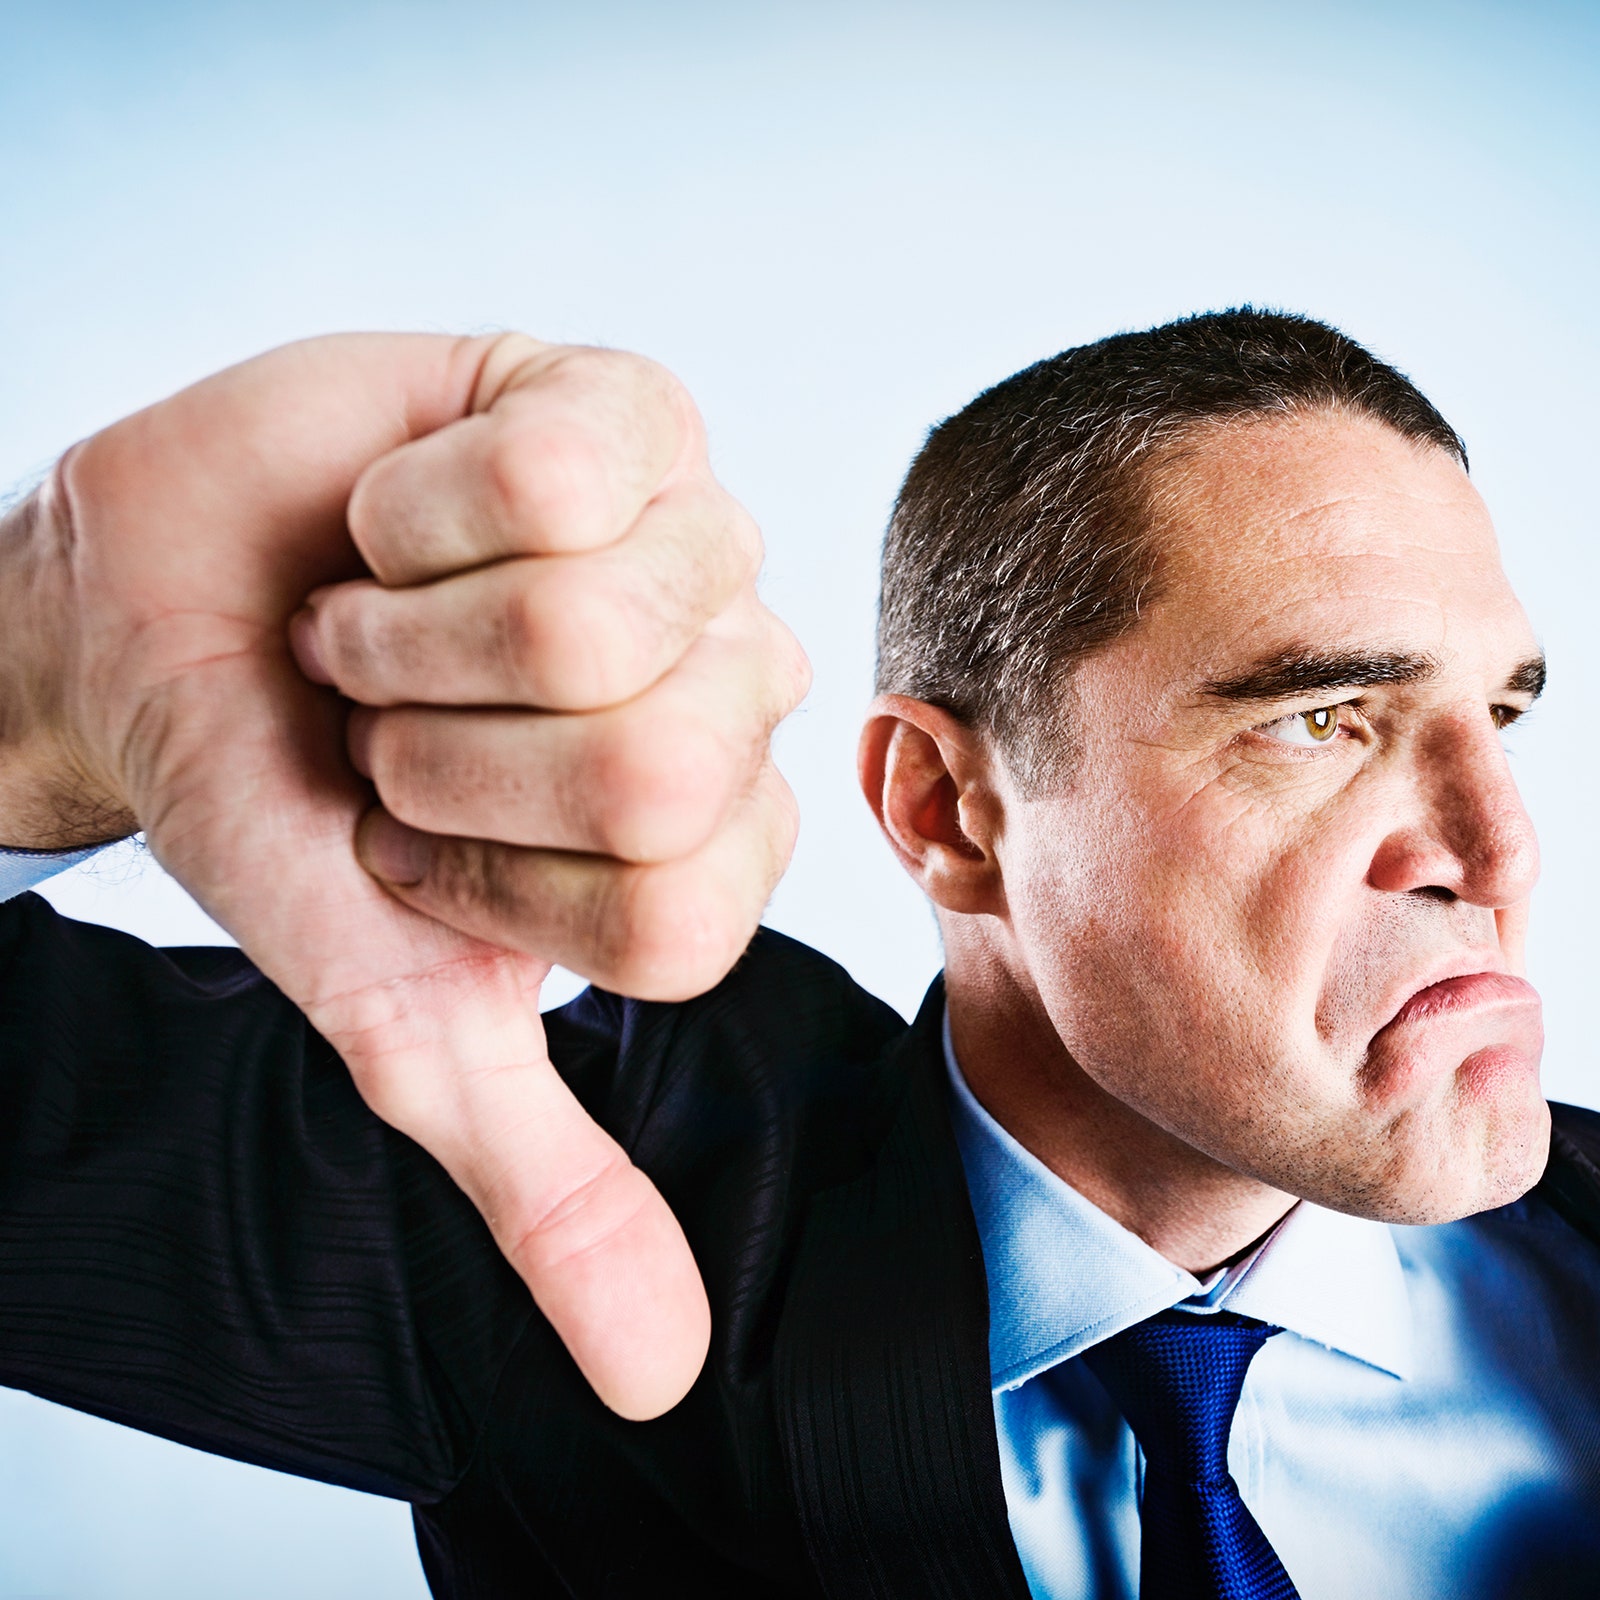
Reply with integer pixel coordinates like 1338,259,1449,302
1365,711,1540,909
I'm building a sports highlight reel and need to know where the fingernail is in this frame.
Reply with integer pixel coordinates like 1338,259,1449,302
358,810,432,886
289,606,334,686
346,707,376,779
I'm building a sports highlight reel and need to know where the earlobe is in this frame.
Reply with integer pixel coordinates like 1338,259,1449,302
857,695,1007,916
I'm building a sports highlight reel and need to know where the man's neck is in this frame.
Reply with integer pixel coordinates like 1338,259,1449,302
945,953,1295,1277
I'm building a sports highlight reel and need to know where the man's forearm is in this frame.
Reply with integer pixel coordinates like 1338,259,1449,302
0,887,516,1497
0,479,136,851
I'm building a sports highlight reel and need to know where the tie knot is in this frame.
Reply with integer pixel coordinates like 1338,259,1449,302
1082,1310,1280,1485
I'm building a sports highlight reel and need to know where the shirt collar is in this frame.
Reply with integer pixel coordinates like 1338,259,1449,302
0,843,106,904
942,1007,1413,1391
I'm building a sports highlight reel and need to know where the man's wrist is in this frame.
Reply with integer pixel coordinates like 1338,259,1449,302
0,477,136,851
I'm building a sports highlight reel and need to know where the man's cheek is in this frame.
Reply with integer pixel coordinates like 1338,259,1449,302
1137,816,1317,999
1080,876,1274,1071
1233,817,1393,1042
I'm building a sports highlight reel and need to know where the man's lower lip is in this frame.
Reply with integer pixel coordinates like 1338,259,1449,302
1386,971,1540,1031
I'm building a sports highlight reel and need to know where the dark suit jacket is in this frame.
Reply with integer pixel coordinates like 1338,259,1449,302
2,891,1599,1598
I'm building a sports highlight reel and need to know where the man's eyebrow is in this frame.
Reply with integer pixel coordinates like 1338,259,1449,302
1505,654,1547,701
1199,647,1441,704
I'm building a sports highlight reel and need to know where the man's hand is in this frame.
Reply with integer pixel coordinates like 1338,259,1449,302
0,334,809,1419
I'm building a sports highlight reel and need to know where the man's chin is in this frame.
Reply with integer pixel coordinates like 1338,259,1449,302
1330,1063,1551,1226
1326,986,1548,1220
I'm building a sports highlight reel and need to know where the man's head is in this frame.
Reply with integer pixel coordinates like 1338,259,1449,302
862,309,1547,1234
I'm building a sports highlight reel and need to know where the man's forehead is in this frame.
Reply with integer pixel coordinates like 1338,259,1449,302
1147,412,1524,633
1087,412,1543,713
1152,408,1496,581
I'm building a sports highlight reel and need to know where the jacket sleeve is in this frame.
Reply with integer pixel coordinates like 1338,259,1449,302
0,892,541,1502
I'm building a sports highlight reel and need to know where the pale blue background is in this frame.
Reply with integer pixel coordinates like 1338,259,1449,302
2,1,1597,1593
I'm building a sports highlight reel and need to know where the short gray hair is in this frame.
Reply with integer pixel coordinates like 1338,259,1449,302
875,307,1467,788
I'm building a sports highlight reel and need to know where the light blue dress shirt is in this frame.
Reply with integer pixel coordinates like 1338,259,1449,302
943,1013,1600,1599
0,844,105,902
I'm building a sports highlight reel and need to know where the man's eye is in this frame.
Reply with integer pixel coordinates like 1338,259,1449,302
1259,705,1343,746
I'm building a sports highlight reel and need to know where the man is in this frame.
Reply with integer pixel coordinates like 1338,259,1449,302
3,309,1598,1598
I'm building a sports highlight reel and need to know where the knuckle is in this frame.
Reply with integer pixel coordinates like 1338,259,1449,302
344,465,384,557
365,713,450,831
509,1152,653,1276
352,1064,446,1144
765,774,802,877
578,347,705,468
587,715,728,861
724,498,765,581
673,486,761,604
603,865,749,1002
501,571,646,707
652,364,704,445
759,762,799,834
426,837,507,924
766,614,814,714
484,416,609,547
585,345,687,410
497,578,562,697
573,344,651,386
721,604,812,729
319,585,397,701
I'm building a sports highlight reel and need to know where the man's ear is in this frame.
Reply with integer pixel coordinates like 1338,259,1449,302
857,695,1007,916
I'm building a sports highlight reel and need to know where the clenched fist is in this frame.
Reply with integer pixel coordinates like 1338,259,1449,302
0,333,809,1419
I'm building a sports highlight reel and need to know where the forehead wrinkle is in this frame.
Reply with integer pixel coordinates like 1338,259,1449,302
1206,496,1495,557
1158,446,1493,568
1264,483,1480,528
1165,515,1501,604
1224,544,1490,582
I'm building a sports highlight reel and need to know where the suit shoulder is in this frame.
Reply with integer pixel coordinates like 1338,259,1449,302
544,927,918,1176
651,926,911,1123
1539,1101,1600,1252
688,925,907,1050
0,890,281,1011
549,926,908,1085
1550,1100,1600,1162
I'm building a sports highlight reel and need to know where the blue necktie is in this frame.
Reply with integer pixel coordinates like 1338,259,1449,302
1082,1309,1301,1600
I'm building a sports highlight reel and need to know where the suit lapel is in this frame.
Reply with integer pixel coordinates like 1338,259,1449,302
773,979,1031,1599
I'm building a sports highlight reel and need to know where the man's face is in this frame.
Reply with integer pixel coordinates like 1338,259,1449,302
999,409,1547,1223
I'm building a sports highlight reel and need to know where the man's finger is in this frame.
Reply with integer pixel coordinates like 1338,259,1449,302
311,941,709,1421
347,343,698,587
298,479,763,711
348,605,807,862
356,762,800,1001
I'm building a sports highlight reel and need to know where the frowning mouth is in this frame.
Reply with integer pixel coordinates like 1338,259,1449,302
1381,970,1540,1034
